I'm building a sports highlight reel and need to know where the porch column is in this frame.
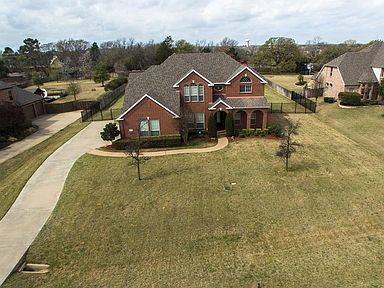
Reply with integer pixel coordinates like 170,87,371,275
369,84,374,100
262,110,268,129
246,111,251,129
362,84,368,101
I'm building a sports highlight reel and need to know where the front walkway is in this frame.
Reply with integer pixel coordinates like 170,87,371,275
0,111,80,164
88,137,229,158
0,121,108,286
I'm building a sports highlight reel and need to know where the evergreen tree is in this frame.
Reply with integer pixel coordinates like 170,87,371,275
93,62,110,86
100,122,120,144
225,112,234,137
208,114,217,138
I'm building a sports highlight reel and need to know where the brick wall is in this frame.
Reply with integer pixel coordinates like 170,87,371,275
119,97,179,138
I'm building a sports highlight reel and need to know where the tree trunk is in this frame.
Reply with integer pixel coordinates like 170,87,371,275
285,156,289,171
137,160,141,180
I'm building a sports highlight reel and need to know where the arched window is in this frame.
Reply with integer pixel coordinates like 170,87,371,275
198,84,204,101
240,76,252,93
184,85,190,102
190,83,198,102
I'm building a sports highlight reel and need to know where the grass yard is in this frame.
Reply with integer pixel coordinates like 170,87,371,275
265,74,312,91
0,120,89,220
4,103,384,287
27,79,109,103
264,85,293,103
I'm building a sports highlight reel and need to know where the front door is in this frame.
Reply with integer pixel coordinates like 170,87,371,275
214,111,227,131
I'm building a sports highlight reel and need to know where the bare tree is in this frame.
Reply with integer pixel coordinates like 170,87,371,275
67,81,81,102
276,120,303,171
179,106,193,144
125,120,150,180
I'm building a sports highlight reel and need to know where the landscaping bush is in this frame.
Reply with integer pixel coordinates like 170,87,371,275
112,135,182,150
240,129,255,137
104,76,128,91
225,112,235,137
208,114,217,138
324,96,337,103
267,124,283,136
362,99,379,105
339,92,362,106
188,129,207,139
255,128,262,136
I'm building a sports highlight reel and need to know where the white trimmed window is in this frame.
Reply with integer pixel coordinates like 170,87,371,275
190,84,198,102
250,112,256,128
149,120,160,136
198,84,204,102
234,112,241,127
140,120,149,136
140,119,160,136
184,85,190,102
195,112,205,129
240,76,252,93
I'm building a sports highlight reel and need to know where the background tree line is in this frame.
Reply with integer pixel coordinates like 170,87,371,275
0,36,381,84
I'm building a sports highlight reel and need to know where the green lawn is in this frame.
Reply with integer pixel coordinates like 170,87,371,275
4,104,384,287
264,85,294,103
0,120,89,220
265,74,312,91
27,79,114,103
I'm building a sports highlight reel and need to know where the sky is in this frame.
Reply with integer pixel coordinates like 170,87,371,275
1,0,383,50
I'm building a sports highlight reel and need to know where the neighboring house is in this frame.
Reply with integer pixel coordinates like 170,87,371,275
117,52,269,138
0,81,45,120
313,43,384,101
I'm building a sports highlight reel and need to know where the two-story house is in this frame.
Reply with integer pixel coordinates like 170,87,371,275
313,43,384,101
117,52,270,138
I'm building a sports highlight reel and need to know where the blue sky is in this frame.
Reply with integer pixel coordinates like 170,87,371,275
1,0,383,49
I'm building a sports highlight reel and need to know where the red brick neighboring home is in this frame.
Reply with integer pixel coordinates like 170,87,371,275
313,43,384,101
0,81,45,120
117,52,269,138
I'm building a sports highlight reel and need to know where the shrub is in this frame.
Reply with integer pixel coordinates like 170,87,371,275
188,129,207,139
112,135,181,150
225,112,235,137
0,136,7,143
240,129,255,137
362,99,379,105
104,76,128,91
255,128,262,136
208,114,217,138
260,129,268,136
100,122,120,143
339,92,361,106
324,96,337,103
267,124,283,136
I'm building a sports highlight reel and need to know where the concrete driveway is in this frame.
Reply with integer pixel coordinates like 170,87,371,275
0,111,80,164
0,121,108,285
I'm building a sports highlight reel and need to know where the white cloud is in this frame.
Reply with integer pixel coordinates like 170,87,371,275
1,0,383,49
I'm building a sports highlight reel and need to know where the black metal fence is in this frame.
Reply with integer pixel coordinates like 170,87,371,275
81,108,122,121
291,91,317,113
270,102,315,114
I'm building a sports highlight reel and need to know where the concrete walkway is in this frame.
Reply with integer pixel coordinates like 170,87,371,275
0,111,80,164
0,121,108,286
88,137,229,158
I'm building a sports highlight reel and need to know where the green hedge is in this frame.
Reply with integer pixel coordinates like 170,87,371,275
362,99,379,105
112,134,181,150
324,96,337,103
339,92,361,106
104,76,128,91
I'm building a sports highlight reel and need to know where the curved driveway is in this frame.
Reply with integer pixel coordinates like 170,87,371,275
0,121,108,286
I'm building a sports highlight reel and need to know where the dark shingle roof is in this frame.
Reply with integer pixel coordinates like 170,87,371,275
208,97,269,110
0,81,13,90
323,43,384,85
122,52,247,115
0,81,42,105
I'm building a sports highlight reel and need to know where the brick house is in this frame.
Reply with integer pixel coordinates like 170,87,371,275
117,52,269,138
313,43,384,101
0,81,45,120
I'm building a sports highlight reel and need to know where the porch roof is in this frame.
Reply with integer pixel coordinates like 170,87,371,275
208,97,270,110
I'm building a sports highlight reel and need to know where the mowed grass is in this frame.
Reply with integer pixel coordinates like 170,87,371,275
27,79,109,103
265,74,312,91
0,120,89,220
4,104,384,287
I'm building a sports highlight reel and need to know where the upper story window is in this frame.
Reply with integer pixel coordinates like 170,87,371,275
183,83,204,102
8,90,13,101
330,67,333,77
184,85,190,102
214,85,224,92
240,76,252,93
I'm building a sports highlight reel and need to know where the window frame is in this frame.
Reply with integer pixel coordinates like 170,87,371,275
184,85,190,102
190,83,198,102
239,76,252,93
195,112,205,129
234,112,241,127
139,119,160,136
198,84,204,102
